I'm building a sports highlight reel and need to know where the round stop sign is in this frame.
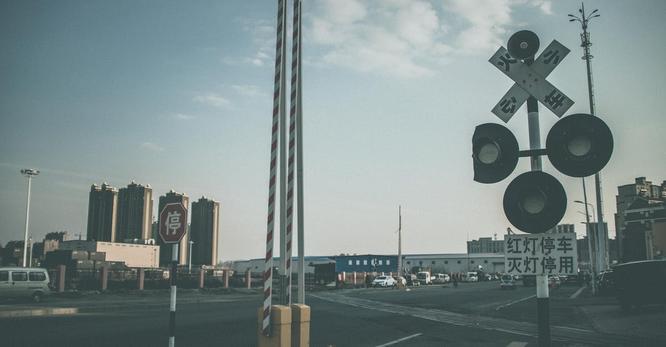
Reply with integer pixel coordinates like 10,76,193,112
159,203,188,243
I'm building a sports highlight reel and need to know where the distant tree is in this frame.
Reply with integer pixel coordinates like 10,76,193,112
44,231,67,241
1,240,24,266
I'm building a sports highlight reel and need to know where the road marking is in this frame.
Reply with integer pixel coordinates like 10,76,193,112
506,342,528,347
375,333,423,347
0,307,78,318
569,286,585,299
495,294,536,311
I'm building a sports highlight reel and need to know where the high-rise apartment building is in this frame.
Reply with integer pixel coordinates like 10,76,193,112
116,181,153,242
190,196,220,266
615,177,666,261
157,190,189,265
86,183,118,242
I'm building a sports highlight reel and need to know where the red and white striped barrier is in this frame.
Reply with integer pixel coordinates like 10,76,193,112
262,0,287,336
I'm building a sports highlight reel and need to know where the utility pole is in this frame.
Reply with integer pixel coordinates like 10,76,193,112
21,168,39,268
397,206,402,276
569,3,608,278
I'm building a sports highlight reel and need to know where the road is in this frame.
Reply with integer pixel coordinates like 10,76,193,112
1,282,664,346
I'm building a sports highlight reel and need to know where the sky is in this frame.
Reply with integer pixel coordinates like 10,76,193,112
1,0,665,261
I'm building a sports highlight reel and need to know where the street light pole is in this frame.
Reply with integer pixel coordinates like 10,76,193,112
575,199,596,294
188,240,194,273
569,3,608,273
21,169,39,268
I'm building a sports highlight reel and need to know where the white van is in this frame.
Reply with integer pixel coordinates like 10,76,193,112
0,267,51,302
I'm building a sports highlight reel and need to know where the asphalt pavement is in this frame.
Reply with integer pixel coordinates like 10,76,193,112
0,282,664,346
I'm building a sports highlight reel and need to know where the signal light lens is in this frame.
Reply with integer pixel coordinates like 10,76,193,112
507,30,540,60
546,113,613,177
503,171,567,233
472,123,519,184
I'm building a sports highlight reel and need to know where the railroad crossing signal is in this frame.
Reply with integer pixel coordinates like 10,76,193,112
490,39,573,122
472,30,613,234
159,203,188,243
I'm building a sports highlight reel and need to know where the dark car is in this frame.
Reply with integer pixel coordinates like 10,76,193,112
613,259,666,311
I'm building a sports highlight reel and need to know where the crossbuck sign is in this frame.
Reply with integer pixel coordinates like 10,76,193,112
490,40,574,122
504,233,578,275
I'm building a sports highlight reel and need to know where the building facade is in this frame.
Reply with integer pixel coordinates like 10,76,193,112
157,190,190,265
116,181,153,242
622,199,666,261
615,177,666,261
190,196,220,266
467,237,504,254
59,240,159,268
86,183,118,242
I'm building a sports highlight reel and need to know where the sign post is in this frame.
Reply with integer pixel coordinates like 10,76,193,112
159,203,188,347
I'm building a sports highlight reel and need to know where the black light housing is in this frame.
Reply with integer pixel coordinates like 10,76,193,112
546,113,613,177
472,123,519,184
503,171,567,233
507,30,540,60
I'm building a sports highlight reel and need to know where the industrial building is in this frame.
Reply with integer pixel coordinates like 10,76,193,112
156,190,189,265
467,237,504,254
615,177,666,261
86,183,118,242
59,240,160,268
230,253,506,277
190,196,220,266
116,181,154,242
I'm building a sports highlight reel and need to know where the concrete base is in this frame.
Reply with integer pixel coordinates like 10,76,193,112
291,304,310,347
257,305,291,347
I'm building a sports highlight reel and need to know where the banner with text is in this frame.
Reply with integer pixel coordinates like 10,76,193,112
504,233,578,275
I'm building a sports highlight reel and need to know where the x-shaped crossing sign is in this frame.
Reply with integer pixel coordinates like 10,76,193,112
490,40,574,122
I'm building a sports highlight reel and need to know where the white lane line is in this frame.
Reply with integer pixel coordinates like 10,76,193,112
375,333,423,347
569,286,585,299
495,294,536,311
506,342,528,347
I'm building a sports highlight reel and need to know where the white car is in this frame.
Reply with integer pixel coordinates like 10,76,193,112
372,275,397,287
0,267,51,302
432,273,450,284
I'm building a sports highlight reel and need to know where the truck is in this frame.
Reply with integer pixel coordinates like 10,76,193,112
416,271,431,285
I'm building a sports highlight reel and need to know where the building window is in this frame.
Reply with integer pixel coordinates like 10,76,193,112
457,260,461,264
356,260,360,265
363,260,368,265
484,260,488,264
379,260,383,265
471,260,475,264
431,261,436,265
386,260,390,265
444,261,448,264
406,261,411,265
348,260,352,266
419,261,423,265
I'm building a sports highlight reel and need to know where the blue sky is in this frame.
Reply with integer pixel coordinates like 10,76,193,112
1,0,665,261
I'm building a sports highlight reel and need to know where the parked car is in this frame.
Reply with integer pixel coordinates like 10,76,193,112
394,276,407,286
614,260,666,311
548,275,561,288
500,274,516,290
372,275,396,287
416,271,431,285
0,267,51,302
431,273,450,284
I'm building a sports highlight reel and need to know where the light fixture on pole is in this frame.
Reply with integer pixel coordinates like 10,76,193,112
21,168,39,268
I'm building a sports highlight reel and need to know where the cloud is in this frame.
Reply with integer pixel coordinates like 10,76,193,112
232,84,265,97
308,0,450,78
173,113,195,120
307,0,552,76
193,93,230,108
237,17,275,67
140,142,164,152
